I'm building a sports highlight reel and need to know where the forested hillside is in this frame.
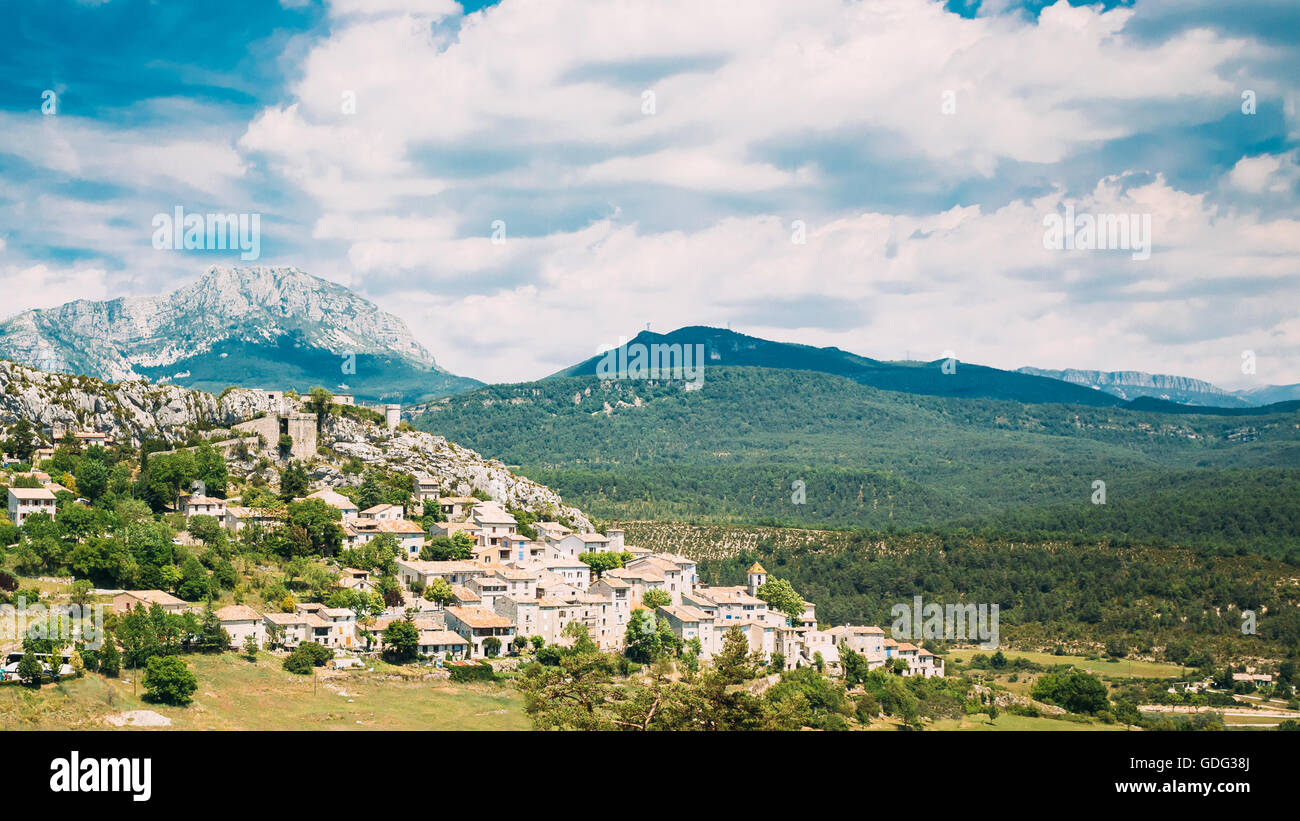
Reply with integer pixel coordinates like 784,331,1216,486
413,368,1300,559
637,523,1300,657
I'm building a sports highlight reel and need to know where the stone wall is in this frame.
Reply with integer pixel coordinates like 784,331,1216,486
233,412,317,460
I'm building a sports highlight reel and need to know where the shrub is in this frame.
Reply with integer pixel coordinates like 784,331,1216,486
1031,670,1109,714
16,653,43,687
283,641,333,674
99,640,121,677
283,650,313,675
143,656,198,706
449,662,497,683
855,693,880,723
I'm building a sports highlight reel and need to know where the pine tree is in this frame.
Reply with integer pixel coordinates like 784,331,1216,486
100,639,121,677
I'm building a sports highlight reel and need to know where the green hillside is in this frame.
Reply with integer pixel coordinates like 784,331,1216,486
137,333,482,404
554,326,1128,407
412,367,1300,559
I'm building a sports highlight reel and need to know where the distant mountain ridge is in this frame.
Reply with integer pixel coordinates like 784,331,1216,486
1017,366,1252,407
0,265,481,404
553,326,1137,408
1235,383,1300,405
551,326,1297,413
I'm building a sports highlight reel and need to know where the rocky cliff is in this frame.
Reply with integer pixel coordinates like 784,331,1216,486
0,359,590,529
1016,366,1251,407
0,359,278,445
0,265,482,403
311,415,592,531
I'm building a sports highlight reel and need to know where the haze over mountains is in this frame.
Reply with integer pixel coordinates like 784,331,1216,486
1016,367,1299,408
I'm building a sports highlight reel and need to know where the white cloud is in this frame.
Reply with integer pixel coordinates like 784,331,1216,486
241,0,1252,205
5,0,1298,394
573,145,819,192
1228,152,1300,193
379,174,1300,386
0,263,112,317
0,112,247,199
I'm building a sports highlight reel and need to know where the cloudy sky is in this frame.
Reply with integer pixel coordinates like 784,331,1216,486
2,0,1298,388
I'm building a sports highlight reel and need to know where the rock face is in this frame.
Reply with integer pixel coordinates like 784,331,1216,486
0,360,589,528
0,359,278,446
0,265,435,380
317,414,593,532
1017,367,1251,407
0,265,482,403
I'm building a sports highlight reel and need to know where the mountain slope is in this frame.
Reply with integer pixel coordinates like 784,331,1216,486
0,266,481,404
553,326,1130,408
0,359,589,528
411,367,1300,558
1236,383,1300,406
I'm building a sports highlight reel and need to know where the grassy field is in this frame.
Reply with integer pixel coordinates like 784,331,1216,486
947,649,1188,680
0,652,530,731
928,713,1129,731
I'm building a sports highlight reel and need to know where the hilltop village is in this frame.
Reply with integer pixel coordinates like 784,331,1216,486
11,463,942,678
0,384,941,684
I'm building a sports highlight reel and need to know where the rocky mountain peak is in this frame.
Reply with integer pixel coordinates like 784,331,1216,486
0,265,474,402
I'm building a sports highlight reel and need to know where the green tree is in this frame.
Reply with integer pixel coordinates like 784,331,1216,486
16,652,43,687
186,514,224,545
579,550,631,577
282,499,344,557
641,588,672,609
1032,670,1109,714
177,556,213,601
143,656,198,706
282,642,331,674
305,387,334,423
755,578,805,623
421,533,474,561
562,621,597,654
624,610,662,664
383,618,419,662
194,442,228,498
714,628,761,684
279,461,310,501
3,419,37,463
137,450,198,511
99,639,121,677
283,649,311,674
196,605,231,652
423,576,456,607
73,458,109,502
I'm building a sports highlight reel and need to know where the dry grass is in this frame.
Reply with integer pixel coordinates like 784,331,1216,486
0,652,529,731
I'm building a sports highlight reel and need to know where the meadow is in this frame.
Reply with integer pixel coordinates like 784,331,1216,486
0,652,529,731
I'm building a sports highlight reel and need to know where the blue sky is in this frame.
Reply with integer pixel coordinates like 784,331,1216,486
1,0,1298,387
